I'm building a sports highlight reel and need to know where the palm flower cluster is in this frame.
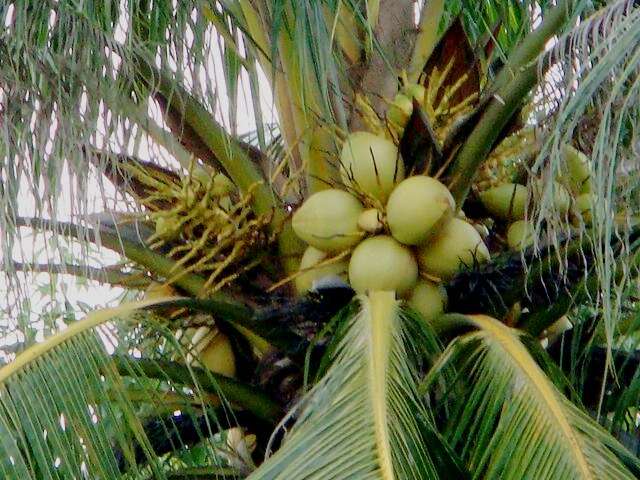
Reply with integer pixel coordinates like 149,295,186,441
110,156,275,295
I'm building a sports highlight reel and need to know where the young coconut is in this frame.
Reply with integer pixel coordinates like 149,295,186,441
573,192,593,224
404,83,426,104
292,189,364,252
507,220,534,251
479,183,527,220
143,281,176,300
417,218,490,280
348,235,418,294
533,180,571,216
212,172,236,196
386,176,455,245
339,131,405,202
198,332,237,378
387,93,413,130
357,208,384,233
561,144,592,194
407,280,447,324
295,246,349,294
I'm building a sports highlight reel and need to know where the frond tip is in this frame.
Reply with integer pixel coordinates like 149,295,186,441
249,291,464,479
423,314,640,480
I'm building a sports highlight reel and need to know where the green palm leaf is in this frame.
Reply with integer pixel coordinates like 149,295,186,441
423,314,640,480
0,299,273,479
249,291,467,480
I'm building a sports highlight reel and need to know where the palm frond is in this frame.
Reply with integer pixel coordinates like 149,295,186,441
0,298,278,479
529,0,640,356
423,313,640,479
249,291,467,479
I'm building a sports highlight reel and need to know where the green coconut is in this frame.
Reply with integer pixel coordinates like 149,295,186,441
339,132,405,202
407,280,447,323
212,172,236,196
507,220,534,251
404,83,426,104
417,218,490,280
295,246,349,294
562,144,592,194
292,189,364,252
387,93,413,129
533,180,571,216
357,208,384,233
348,235,418,294
199,333,236,378
386,176,455,245
544,315,573,344
479,183,527,220
574,192,593,224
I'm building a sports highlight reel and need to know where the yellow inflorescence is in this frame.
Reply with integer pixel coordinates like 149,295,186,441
138,163,273,294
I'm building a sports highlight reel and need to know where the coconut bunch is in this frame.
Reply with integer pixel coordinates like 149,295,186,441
475,138,594,252
292,131,491,323
140,164,273,293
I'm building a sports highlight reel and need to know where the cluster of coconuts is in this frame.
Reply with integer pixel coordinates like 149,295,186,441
292,131,490,322
478,143,593,252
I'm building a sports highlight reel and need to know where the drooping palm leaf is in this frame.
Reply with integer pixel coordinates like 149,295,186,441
423,313,640,479
0,298,280,479
249,291,467,479
528,0,640,347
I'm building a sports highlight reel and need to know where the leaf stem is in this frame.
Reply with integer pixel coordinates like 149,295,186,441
448,0,572,205
15,217,213,299
113,356,283,423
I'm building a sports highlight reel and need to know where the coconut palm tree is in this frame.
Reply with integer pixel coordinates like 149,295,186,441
2,0,640,478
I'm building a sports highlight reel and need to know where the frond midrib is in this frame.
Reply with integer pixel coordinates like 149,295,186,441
471,315,592,479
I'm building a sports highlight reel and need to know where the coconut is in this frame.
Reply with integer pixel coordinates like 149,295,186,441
190,167,212,186
574,192,593,224
199,333,236,378
358,208,384,233
417,218,490,280
561,144,592,194
218,195,234,212
407,280,447,323
404,83,426,104
386,176,455,245
544,315,573,345
143,281,176,300
292,189,364,252
295,246,349,294
507,220,534,251
387,93,413,129
190,168,235,195
348,235,418,294
553,183,572,215
339,132,405,202
533,180,571,216
479,183,527,220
